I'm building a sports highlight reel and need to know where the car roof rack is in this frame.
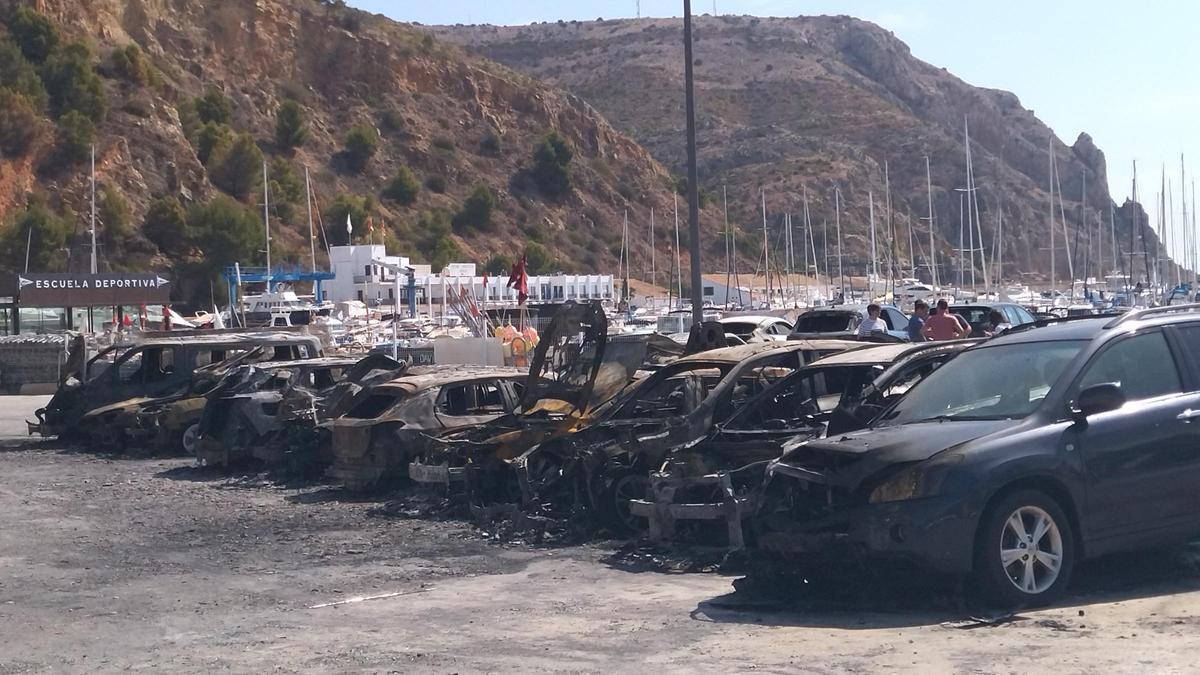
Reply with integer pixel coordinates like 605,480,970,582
1104,302,1200,328
1004,312,1122,335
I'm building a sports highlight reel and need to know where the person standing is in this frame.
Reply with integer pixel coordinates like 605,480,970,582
855,303,889,338
906,300,929,342
922,299,967,341
985,309,1012,337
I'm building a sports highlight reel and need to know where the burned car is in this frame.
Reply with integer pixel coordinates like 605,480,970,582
325,366,528,490
628,341,973,546
748,307,1200,606
194,354,403,470
408,301,644,504
516,339,863,533
31,330,323,440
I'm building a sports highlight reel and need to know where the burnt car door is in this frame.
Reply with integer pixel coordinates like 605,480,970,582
1071,329,1200,539
827,346,965,436
433,378,518,430
106,346,184,404
698,364,869,468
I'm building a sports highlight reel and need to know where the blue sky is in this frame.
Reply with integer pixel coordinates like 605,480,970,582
353,0,1200,258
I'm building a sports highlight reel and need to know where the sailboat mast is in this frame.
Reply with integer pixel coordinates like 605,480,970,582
650,207,656,302
869,190,878,280
1049,138,1056,299
263,161,271,292
674,192,682,305
907,208,916,279
90,144,97,274
305,166,316,273
1181,156,1188,288
925,156,937,288
803,187,814,306
835,188,844,299
761,189,769,306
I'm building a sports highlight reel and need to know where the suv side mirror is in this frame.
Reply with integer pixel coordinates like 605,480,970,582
1075,382,1126,418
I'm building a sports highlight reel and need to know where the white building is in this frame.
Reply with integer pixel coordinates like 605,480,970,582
326,245,616,311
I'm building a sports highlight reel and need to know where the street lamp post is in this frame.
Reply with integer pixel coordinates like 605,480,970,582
683,0,704,325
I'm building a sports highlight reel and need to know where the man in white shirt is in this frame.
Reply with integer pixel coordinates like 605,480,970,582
855,303,888,338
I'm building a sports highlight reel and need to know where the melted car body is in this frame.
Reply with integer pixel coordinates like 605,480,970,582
629,341,974,546
518,339,864,532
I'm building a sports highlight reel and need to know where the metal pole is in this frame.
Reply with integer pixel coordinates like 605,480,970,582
925,156,938,289
683,0,704,324
90,145,97,274
305,166,316,274
263,161,271,293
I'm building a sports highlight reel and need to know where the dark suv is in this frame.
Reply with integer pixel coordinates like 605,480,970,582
753,305,1200,606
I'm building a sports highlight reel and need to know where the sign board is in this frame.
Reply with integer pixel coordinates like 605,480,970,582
443,263,476,278
16,273,171,307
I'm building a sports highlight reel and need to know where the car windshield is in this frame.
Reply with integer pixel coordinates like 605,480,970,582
879,340,1086,425
792,312,853,333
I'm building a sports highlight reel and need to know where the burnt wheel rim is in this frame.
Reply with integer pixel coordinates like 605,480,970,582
181,424,200,456
612,474,649,532
999,505,1063,595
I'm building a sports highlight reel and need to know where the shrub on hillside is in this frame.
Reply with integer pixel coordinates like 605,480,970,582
382,167,420,206
98,185,132,249
524,241,554,275
6,6,59,63
452,185,497,233
193,89,232,125
142,196,189,253
209,132,263,200
324,194,373,245
0,40,48,109
479,129,502,156
424,175,447,194
484,253,513,276
341,122,378,173
378,107,403,136
274,100,307,151
108,44,151,85
0,88,46,156
2,200,70,272
187,194,263,278
531,131,573,198
193,121,232,165
41,42,107,121
53,110,94,165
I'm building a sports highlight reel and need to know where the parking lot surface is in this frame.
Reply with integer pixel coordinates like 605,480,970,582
4,396,1200,673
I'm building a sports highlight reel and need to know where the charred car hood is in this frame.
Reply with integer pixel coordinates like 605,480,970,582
774,419,1013,491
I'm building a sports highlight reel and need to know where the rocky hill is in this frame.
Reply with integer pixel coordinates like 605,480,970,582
439,15,1173,286
0,0,695,303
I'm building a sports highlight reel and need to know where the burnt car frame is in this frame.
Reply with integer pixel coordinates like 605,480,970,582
628,340,973,546
408,301,645,505
326,366,529,490
750,305,1200,606
515,339,864,532
194,355,403,469
31,331,323,439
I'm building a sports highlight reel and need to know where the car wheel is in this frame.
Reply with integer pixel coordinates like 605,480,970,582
975,489,1074,607
604,471,650,536
179,423,200,456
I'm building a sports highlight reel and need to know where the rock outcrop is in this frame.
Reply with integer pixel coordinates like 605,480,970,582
440,15,1169,282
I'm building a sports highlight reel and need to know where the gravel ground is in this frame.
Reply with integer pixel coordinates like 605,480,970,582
4,395,1200,673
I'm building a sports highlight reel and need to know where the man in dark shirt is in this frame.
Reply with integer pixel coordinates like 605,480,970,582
906,300,929,342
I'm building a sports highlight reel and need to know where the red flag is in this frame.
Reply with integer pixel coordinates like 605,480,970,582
506,254,529,305
366,215,375,236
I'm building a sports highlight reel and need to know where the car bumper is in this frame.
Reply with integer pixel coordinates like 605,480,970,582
407,459,466,487
629,465,765,549
755,493,977,575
